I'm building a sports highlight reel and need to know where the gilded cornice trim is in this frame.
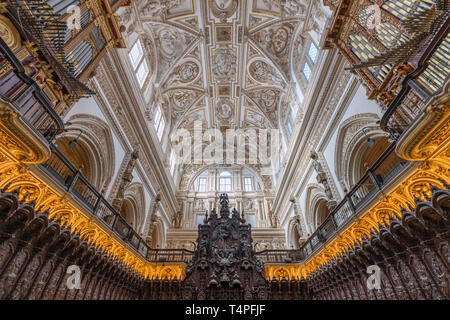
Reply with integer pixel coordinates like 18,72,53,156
264,139,450,279
396,80,450,162
0,99,51,163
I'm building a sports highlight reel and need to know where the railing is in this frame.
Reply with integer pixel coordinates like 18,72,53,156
0,37,64,141
255,249,304,264
39,144,152,258
146,249,194,263
39,142,408,264
298,143,409,259
0,31,157,261
0,34,188,262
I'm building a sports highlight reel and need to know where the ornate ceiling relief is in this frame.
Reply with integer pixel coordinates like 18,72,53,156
246,88,281,126
210,0,239,21
141,0,183,18
212,45,237,83
248,59,284,87
165,88,204,126
245,108,266,127
260,0,307,17
250,21,297,80
215,98,234,125
153,26,197,82
305,0,328,35
165,60,201,87
117,1,322,248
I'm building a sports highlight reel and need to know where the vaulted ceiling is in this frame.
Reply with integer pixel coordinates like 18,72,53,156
120,0,327,133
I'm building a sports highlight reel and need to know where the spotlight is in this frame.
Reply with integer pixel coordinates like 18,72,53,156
361,127,375,147
68,139,78,149
68,130,83,149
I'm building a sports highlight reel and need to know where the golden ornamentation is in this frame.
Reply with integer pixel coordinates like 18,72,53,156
0,14,21,51
0,111,185,279
0,101,51,163
146,264,186,280
262,93,450,279
263,265,303,280
263,162,448,279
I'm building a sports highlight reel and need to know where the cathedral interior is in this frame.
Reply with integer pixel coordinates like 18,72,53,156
0,0,449,301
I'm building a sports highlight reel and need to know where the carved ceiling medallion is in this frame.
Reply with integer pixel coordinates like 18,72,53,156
210,0,238,21
216,98,234,122
178,61,200,83
158,28,182,57
271,27,289,54
212,45,237,83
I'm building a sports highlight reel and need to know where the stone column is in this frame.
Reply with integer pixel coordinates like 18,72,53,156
257,199,264,227
232,169,241,191
187,200,194,227
209,168,217,191
236,199,242,212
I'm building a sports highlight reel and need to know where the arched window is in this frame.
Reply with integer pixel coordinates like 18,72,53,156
243,177,253,192
151,226,159,248
197,177,207,192
354,136,391,184
169,149,176,176
120,199,136,228
302,41,319,82
219,171,232,192
285,105,295,138
154,105,165,140
128,39,149,87
55,113,116,193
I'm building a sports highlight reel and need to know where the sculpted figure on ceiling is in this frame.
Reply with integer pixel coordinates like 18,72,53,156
166,61,200,86
210,0,238,21
251,22,295,79
141,0,182,17
158,28,183,58
306,1,329,35
216,98,234,123
212,45,237,83
249,60,284,87
152,26,196,82
281,0,307,16
247,88,281,126
262,0,307,16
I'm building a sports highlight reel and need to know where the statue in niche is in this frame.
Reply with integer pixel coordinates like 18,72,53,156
173,208,183,228
245,199,254,210
195,199,205,211
311,151,337,211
